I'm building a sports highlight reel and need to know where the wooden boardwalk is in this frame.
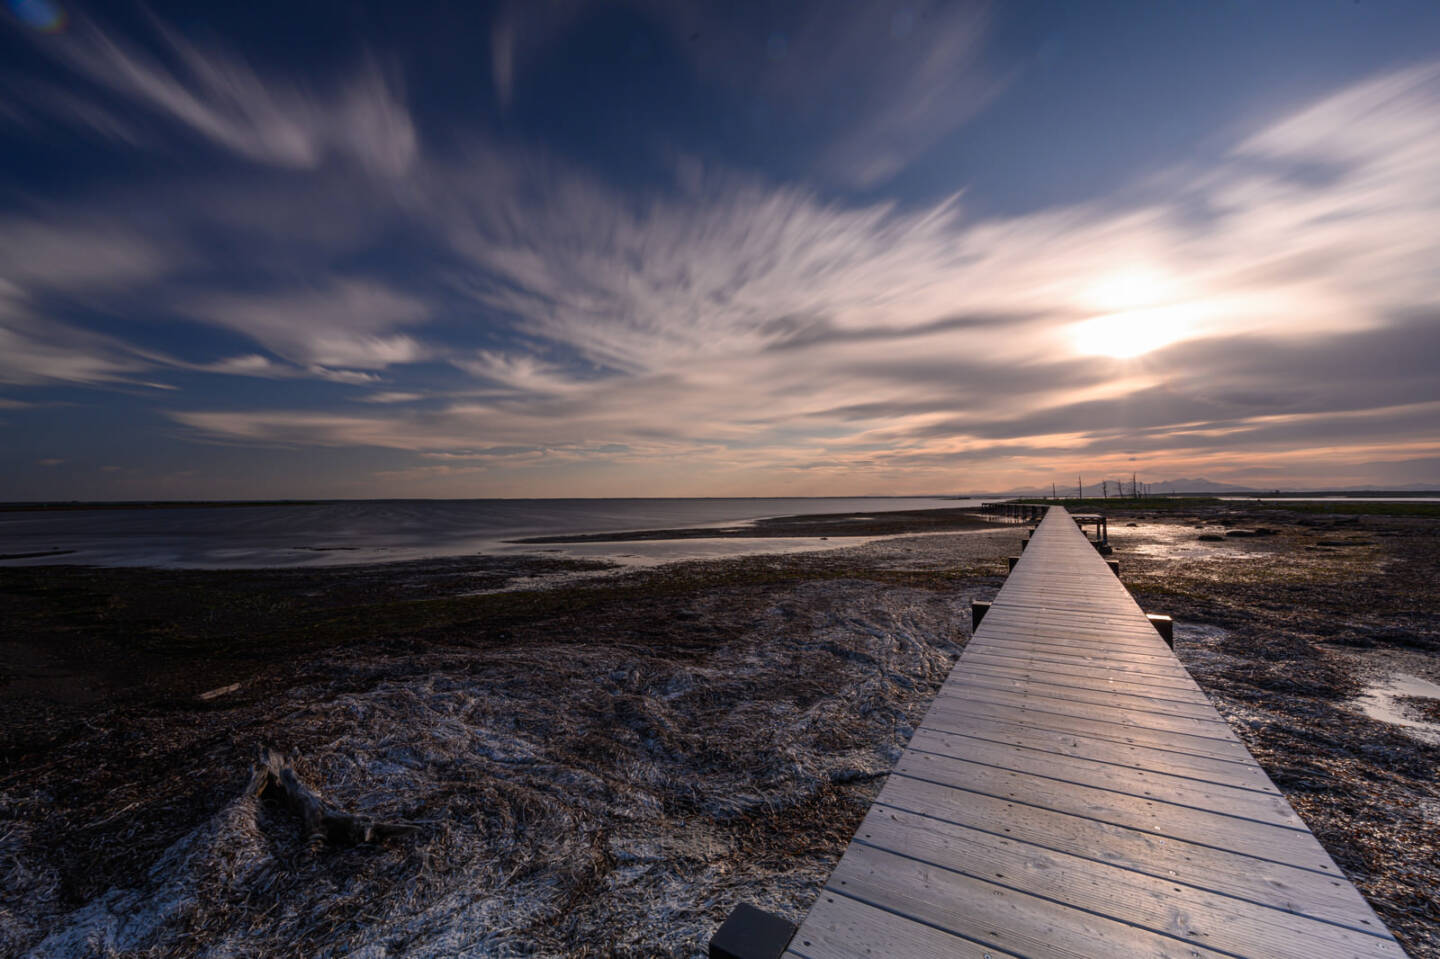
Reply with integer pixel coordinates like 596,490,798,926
784,506,1402,959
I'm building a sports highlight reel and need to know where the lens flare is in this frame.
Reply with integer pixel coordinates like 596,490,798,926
9,0,67,32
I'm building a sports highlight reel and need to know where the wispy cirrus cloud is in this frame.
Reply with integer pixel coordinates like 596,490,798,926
0,214,176,290
179,280,430,371
6,4,1440,495
19,15,417,175
164,60,1440,490
489,0,1004,187
653,0,1003,187
0,284,160,386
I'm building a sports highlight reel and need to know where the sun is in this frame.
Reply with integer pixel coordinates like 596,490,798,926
1070,268,1196,359
1070,305,1196,359
1085,268,1172,312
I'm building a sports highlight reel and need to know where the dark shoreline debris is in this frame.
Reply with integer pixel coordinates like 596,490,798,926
249,746,421,847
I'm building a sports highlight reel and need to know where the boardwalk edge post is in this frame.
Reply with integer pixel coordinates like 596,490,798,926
709,903,797,959
1147,612,1175,648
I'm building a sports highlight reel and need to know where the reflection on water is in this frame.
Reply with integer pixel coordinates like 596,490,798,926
1355,673,1440,744
495,535,879,566
1112,523,1273,560
0,497,980,569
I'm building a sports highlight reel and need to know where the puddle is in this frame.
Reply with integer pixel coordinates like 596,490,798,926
1110,523,1274,560
1354,673,1440,744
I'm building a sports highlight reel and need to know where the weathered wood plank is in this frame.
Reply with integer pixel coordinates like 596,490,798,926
781,893,1018,958
923,699,1254,762
912,715,1282,792
936,682,1239,736
949,671,1223,717
959,643,1200,679
875,775,1382,930
960,650,1206,692
905,727,1305,827
854,806,1404,958
890,751,1328,868
829,842,1239,959
967,634,1180,662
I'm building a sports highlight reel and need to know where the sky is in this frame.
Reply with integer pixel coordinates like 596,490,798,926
2,0,1439,500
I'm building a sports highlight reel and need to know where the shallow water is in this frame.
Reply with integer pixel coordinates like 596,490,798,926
1110,522,1274,560
1355,673,1440,744
0,496,983,569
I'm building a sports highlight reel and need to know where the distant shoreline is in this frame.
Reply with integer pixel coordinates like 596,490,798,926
3,490,1438,514
508,506,994,543
0,495,976,514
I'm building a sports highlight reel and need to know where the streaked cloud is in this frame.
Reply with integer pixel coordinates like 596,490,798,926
0,214,174,289
489,0,1003,187
0,284,157,386
24,15,417,174
3,4,1439,494
656,0,1003,187
179,280,430,371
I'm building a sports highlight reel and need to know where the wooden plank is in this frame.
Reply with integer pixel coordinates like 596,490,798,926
972,624,1167,649
853,806,1404,958
958,659,1213,700
916,709,1280,789
935,682,1239,737
829,842,1239,959
950,669,1221,715
965,636,1184,665
889,752,1329,868
960,651,1206,693
923,700,1254,762
874,775,1382,930
971,619,1174,644
959,643,1198,679
782,893,1017,959
905,727,1304,827
977,614,1169,639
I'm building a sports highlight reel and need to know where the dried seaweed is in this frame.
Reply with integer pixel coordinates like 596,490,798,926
0,533,1010,958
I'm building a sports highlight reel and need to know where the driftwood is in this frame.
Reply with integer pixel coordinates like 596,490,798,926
245,747,421,847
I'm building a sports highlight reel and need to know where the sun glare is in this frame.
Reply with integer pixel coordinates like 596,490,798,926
1071,304,1197,359
1084,267,1172,312
1071,267,1199,359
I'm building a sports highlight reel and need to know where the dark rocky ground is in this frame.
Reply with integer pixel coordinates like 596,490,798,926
1,504,1436,957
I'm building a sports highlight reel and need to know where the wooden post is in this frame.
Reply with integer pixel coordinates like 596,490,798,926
1147,613,1174,648
971,600,991,631
711,904,797,959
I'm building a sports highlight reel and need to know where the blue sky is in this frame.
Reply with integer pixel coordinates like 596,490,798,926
2,0,1439,499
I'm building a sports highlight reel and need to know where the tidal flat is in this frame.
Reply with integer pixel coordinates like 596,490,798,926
1,506,1437,957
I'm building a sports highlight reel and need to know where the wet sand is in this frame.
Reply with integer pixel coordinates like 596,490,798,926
1,506,1437,957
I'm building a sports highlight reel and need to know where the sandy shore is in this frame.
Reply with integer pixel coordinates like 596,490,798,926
1,506,1436,957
